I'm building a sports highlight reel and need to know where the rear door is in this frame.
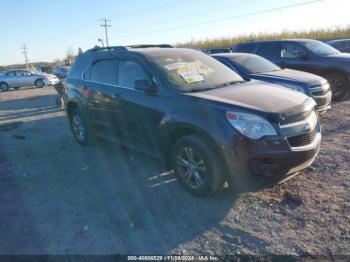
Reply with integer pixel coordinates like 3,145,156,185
82,58,122,138
4,70,18,87
114,56,162,152
256,43,282,66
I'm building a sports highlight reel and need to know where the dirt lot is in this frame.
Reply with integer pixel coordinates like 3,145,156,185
0,86,349,256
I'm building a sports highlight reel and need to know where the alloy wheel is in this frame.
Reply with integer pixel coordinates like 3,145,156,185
72,114,86,142
0,83,8,91
176,147,207,189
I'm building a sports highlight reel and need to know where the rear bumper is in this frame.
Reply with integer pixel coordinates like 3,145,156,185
220,131,321,186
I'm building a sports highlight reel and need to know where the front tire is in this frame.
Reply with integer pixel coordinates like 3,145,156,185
171,135,224,197
69,108,91,145
35,79,45,88
0,82,9,92
325,73,349,102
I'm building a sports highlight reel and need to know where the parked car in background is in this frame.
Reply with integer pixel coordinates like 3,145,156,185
0,69,59,91
203,47,232,55
212,53,332,113
234,39,350,101
65,45,321,196
53,66,71,79
326,39,350,53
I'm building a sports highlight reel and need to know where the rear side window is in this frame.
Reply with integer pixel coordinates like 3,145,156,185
6,71,16,77
117,60,151,89
257,43,281,58
84,59,116,85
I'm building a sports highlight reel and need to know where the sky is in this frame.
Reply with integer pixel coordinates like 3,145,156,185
0,0,349,66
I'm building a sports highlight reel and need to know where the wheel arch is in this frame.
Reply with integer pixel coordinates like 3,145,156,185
162,124,229,178
66,99,81,117
320,67,350,82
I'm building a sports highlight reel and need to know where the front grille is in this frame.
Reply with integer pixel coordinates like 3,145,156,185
280,111,311,125
287,130,317,147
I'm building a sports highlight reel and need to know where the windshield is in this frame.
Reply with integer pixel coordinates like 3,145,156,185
148,49,244,92
228,54,281,74
303,40,339,56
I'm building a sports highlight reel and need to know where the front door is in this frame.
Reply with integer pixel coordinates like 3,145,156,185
114,57,162,152
280,43,316,73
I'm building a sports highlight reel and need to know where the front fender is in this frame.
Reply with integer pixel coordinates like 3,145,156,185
158,105,235,152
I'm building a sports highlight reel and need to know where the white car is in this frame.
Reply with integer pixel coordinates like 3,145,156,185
0,69,59,91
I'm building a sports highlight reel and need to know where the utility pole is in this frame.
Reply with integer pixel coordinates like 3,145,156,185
22,44,29,69
100,18,111,47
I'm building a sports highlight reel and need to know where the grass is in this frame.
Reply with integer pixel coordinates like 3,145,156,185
176,26,350,49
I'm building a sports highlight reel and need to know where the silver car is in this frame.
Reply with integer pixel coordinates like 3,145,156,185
0,69,59,92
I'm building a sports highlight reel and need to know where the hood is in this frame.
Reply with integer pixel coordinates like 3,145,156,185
186,80,313,116
252,69,325,86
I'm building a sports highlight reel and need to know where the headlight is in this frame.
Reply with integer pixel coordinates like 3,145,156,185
321,81,330,91
280,83,306,94
226,111,277,139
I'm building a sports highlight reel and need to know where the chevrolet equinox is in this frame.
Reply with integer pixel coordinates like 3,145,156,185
65,45,321,196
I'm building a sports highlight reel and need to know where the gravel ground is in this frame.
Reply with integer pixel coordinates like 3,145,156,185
0,86,349,256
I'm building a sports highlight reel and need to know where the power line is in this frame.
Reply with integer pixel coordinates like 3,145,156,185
108,0,323,41
100,18,111,47
21,44,29,69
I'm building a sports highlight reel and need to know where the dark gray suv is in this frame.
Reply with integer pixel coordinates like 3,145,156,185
65,45,321,196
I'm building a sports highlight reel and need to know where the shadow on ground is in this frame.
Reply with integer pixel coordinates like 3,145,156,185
0,113,240,254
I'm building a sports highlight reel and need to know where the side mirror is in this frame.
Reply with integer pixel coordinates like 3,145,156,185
135,79,157,93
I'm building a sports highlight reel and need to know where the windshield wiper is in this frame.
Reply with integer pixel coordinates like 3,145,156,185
184,81,244,93
215,81,245,88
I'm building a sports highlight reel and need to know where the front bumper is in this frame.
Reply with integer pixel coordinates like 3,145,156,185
221,130,321,186
44,78,60,86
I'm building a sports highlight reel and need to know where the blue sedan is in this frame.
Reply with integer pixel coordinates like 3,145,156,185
212,53,332,113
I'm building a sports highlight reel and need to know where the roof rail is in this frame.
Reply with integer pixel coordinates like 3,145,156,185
85,46,128,53
127,44,173,49
84,44,173,54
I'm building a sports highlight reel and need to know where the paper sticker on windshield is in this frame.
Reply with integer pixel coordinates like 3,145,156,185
179,71,204,84
164,62,187,70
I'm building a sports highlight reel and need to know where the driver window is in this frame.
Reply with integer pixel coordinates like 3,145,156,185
117,60,150,89
281,44,305,58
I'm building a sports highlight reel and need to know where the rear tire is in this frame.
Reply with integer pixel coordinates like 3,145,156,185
171,135,224,197
35,79,45,88
0,82,9,92
69,108,91,145
325,73,349,101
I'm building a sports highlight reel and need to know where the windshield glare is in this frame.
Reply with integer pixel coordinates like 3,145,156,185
304,41,339,56
149,50,244,92
228,55,281,74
